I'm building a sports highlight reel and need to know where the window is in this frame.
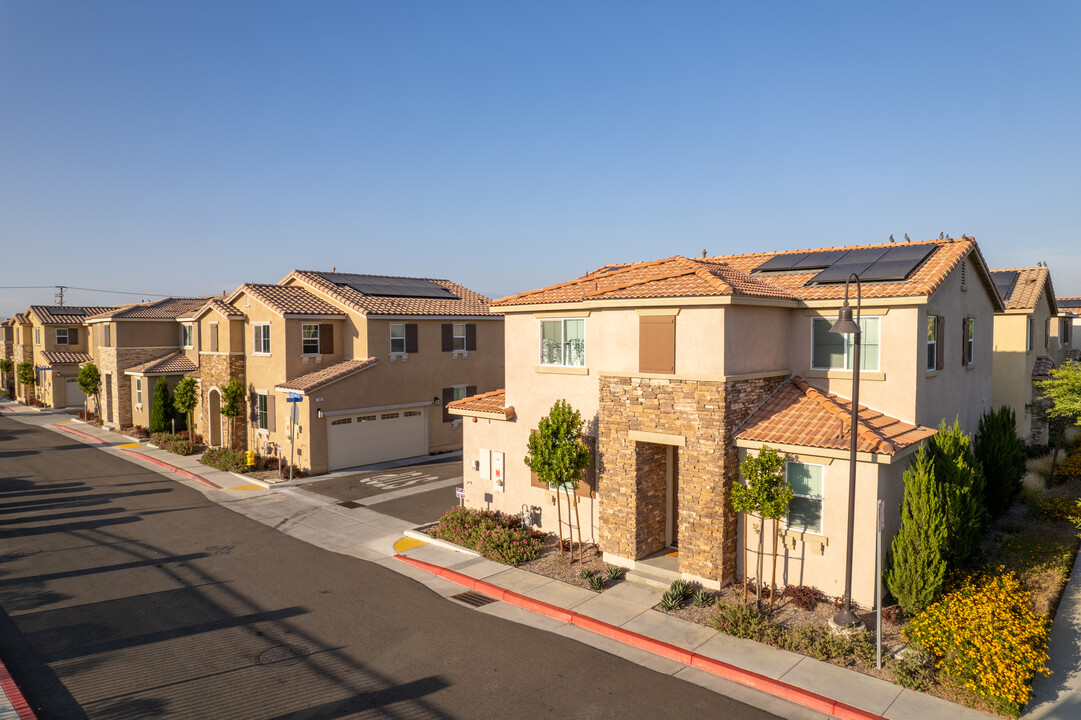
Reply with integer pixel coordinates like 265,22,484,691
1061,319,1071,348
452,323,467,351
404,410,423,417
786,462,824,534
302,324,320,354
442,385,476,422
257,392,268,430
1044,318,1051,350
390,323,406,354
34,328,40,345
381,412,400,420
1026,317,1034,352
104,324,111,348
135,378,143,406
56,328,69,345
540,319,585,367
253,324,271,355
962,317,975,366
926,315,942,371
209,322,219,352
182,323,194,349
330,417,351,426
811,317,879,371
441,323,474,352
357,414,376,422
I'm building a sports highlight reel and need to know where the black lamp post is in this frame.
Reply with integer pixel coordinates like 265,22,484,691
830,273,863,628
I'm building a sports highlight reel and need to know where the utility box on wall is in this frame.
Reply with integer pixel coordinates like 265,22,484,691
492,452,504,492
478,449,491,480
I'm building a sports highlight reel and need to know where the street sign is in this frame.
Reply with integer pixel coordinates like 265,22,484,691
455,487,465,499
286,393,302,403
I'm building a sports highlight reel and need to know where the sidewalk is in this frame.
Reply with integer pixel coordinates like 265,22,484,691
2,401,1077,720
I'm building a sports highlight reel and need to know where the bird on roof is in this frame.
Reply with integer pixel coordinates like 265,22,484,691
889,235,895,243
962,234,974,242
939,232,945,239
904,233,910,242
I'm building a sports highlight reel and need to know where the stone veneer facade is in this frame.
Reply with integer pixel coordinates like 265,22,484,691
598,373,787,586
198,353,246,449
13,345,35,404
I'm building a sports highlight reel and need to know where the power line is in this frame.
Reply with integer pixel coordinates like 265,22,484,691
0,285,173,298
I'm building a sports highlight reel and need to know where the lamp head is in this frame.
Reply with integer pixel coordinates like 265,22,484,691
829,303,861,335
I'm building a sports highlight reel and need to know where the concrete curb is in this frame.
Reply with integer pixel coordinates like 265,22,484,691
0,658,38,720
53,423,108,445
396,553,885,720
403,529,481,558
117,448,224,489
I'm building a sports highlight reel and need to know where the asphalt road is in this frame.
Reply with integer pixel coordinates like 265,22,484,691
0,415,782,720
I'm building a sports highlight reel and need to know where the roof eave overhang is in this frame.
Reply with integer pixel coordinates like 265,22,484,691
448,406,516,421
272,360,378,395
732,437,928,465
493,295,801,313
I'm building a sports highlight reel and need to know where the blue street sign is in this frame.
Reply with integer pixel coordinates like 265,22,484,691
286,394,302,403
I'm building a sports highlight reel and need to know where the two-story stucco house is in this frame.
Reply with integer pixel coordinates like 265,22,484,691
0,318,13,396
22,305,116,410
990,267,1069,444
449,237,1001,606
192,271,504,475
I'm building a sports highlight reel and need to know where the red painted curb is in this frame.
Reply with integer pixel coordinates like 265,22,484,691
118,448,223,489
0,658,38,720
53,424,107,444
394,553,889,720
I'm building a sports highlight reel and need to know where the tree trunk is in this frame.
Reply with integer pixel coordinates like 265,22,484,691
573,492,583,564
742,516,749,603
769,518,780,613
555,487,564,559
564,489,575,563
755,516,764,608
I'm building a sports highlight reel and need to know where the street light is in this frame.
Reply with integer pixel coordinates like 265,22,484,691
830,273,863,628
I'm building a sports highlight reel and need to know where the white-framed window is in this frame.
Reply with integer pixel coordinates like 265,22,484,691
302,324,320,355
103,324,111,348
1044,318,1050,350
182,323,194,349
539,318,585,367
253,324,271,355
785,461,824,534
56,328,69,345
811,317,880,371
962,317,975,366
34,328,40,345
1061,319,1072,348
926,315,940,371
390,323,406,354
452,322,467,351
135,378,143,406
1026,317,1034,352
256,392,268,430
452,385,468,402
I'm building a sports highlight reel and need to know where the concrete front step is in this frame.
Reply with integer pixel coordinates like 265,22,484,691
625,565,681,591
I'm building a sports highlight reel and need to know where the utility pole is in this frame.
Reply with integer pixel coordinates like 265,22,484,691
55,286,66,306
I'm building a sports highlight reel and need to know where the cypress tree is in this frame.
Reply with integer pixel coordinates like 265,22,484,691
930,419,987,566
886,445,947,614
972,406,1026,520
150,377,173,434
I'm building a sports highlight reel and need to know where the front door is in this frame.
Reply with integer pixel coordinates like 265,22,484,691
666,446,679,548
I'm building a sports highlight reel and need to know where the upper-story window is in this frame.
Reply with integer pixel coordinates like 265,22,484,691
785,462,824,535
1061,318,1072,348
302,324,320,354
452,323,467,351
540,319,585,367
390,323,406,354
926,315,942,371
56,328,70,345
962,317,975,366
811,317,880,372
103,324,111,348
1026,317,1034,352
182,323,194,349
1044,318,1051,350
34,328,41,345
253,323,271,355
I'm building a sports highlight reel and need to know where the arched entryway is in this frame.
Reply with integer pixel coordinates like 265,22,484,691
208,388,222,447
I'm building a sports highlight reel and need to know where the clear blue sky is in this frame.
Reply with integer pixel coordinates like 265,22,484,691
1,1,1078,318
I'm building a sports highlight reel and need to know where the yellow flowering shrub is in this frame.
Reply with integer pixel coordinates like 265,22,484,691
904,569,1050,716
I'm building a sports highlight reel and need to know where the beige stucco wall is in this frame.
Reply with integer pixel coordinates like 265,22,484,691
992,287,1059,440
129,374,186,430
722,305,790,376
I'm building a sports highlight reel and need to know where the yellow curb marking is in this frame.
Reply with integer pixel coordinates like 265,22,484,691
57,420,73,424
665,549,679,558
394,536,428,552
117,443,143,449
230,484,264,491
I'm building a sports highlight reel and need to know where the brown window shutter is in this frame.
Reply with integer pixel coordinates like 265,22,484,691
442,387,453,422
466,385,476,398
466,323,477,351
639,315,676,374
935,316,944,370
267,395,276,432
69,327,79,345
405,323,418,354
210,324,219,352
320,324,334,354
529,430,547,488
441,324,453,352
575,435,597,498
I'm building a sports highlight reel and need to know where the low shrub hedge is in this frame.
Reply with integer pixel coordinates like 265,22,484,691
150,432,199,456
200,447,250,473
429,506,542,566
710,600,875,665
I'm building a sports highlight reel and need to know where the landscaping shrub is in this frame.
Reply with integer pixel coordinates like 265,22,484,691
973,406,1026,520
201,447,250,473
890,652,936,691
886,445,948,614
129,425,150,439
150,432,198,456
904,569,1050,716
428,506,541,566
930,420,988,566
782,584,822,611
1053,449,1081,481
176,429,204,445
711,600,769,639
149,377,173,433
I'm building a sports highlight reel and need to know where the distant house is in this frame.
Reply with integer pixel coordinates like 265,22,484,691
450,237,1001,605
22,305,116,409
990,268,1068,443
0,318,13,395
1057,297,1080,361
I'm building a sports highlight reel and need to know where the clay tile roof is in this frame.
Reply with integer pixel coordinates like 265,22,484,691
1056,296,1081,309
39,351,93,366
86,297,216,321
1032,357,1057,378
496,256,799,307
991,267,1055,312
274,357,378,394
197,297,247,319
447,388,515,420
735,376,937,455
12,314,28,325
125,351,198,375
28,306,117,325
239,284,346,317
287,270,496,317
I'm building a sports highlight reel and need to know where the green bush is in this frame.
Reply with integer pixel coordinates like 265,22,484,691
16,362,34,387
149,377,173,433
150,432,198,456
200,447,251,473
931,419,988,567
886,445,948,614
973,406,1026,519
428,506,542,566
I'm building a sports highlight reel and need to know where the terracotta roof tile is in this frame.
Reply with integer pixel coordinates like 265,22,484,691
735,377,936,455
496,238,990,308
28,306,117,325
990,267,1056,312
85,297,217,321
287,271,496,317
238,284,346,317
447,388,515,419
1032,357,1056,378
12,314,28,325
196,297,247,319
125,351,198,375
40,351,93,365
274,358,378,393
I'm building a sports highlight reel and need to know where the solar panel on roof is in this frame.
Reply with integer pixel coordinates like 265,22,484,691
320,273,459,299
990,271,1020,301
792,250,849,269
1058,299,1081,308
753,253,811,272
808,247,890,284
857,245,937,282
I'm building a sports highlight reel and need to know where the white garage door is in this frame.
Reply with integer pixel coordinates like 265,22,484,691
327,408,427,471
65,378,86,408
